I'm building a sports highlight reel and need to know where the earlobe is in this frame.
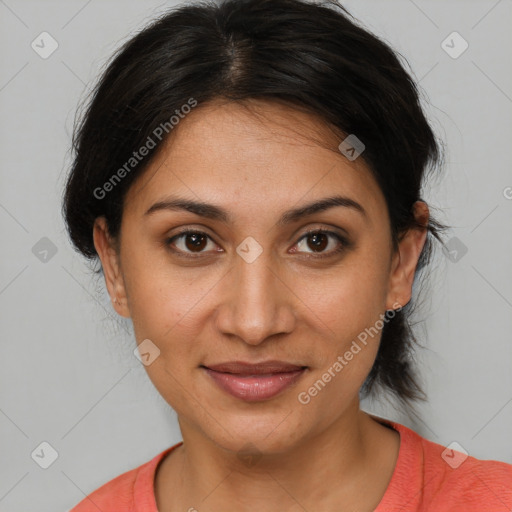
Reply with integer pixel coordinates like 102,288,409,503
386,201,429,310
92,217,131,318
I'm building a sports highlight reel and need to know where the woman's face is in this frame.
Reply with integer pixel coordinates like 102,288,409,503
94,99,425,454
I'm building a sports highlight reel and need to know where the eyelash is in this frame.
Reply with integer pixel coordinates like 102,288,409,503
165,228,349,260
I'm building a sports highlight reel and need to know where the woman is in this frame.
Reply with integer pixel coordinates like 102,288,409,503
63,0,512,510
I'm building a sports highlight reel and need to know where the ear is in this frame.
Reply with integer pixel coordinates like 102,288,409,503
385,201,429,310
93,217,131,318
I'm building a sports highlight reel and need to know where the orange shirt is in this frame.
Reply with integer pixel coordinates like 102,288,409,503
69,419,512,511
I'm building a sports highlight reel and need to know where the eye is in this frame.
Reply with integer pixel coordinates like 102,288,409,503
166,229,220,256
166,228,348,259
292,229,347,258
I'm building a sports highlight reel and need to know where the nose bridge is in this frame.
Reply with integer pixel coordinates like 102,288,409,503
217,246,294,345
237,251,275,307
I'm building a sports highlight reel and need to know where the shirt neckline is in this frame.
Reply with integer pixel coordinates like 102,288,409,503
370,414,419,511
134,441,183,512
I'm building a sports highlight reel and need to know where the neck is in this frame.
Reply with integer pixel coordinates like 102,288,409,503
155,403,400,511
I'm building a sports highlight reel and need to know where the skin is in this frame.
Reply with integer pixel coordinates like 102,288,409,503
93,98,428,511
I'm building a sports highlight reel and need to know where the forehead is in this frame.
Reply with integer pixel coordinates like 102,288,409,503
123,99,386,222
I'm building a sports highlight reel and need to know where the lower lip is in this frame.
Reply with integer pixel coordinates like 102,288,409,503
203,367,306,402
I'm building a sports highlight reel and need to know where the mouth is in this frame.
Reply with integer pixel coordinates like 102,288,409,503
201,360,308,402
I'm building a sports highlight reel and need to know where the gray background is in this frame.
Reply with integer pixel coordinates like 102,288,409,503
1,0,511,510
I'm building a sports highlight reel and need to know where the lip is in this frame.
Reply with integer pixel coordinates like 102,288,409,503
202,361,307,402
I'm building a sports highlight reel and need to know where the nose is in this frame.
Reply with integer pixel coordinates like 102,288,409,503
214,248,296,346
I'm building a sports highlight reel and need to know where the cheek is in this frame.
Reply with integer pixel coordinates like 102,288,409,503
296,281,383,417
303,253,391,341
121,245,216,341
293,253,390,397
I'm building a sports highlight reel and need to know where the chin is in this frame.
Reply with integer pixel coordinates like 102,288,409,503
199,406,309,455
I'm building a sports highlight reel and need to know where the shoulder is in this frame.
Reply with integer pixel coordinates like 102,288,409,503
69,443,182,512
374,417,512,511
69,465,139,512
417,430,512,509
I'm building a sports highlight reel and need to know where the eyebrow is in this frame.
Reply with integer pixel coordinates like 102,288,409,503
144,194,366,224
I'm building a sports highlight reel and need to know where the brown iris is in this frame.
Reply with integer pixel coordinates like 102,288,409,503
306,232,328,252
184,233,208,252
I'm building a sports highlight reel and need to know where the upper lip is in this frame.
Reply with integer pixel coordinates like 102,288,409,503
203,360,307,375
